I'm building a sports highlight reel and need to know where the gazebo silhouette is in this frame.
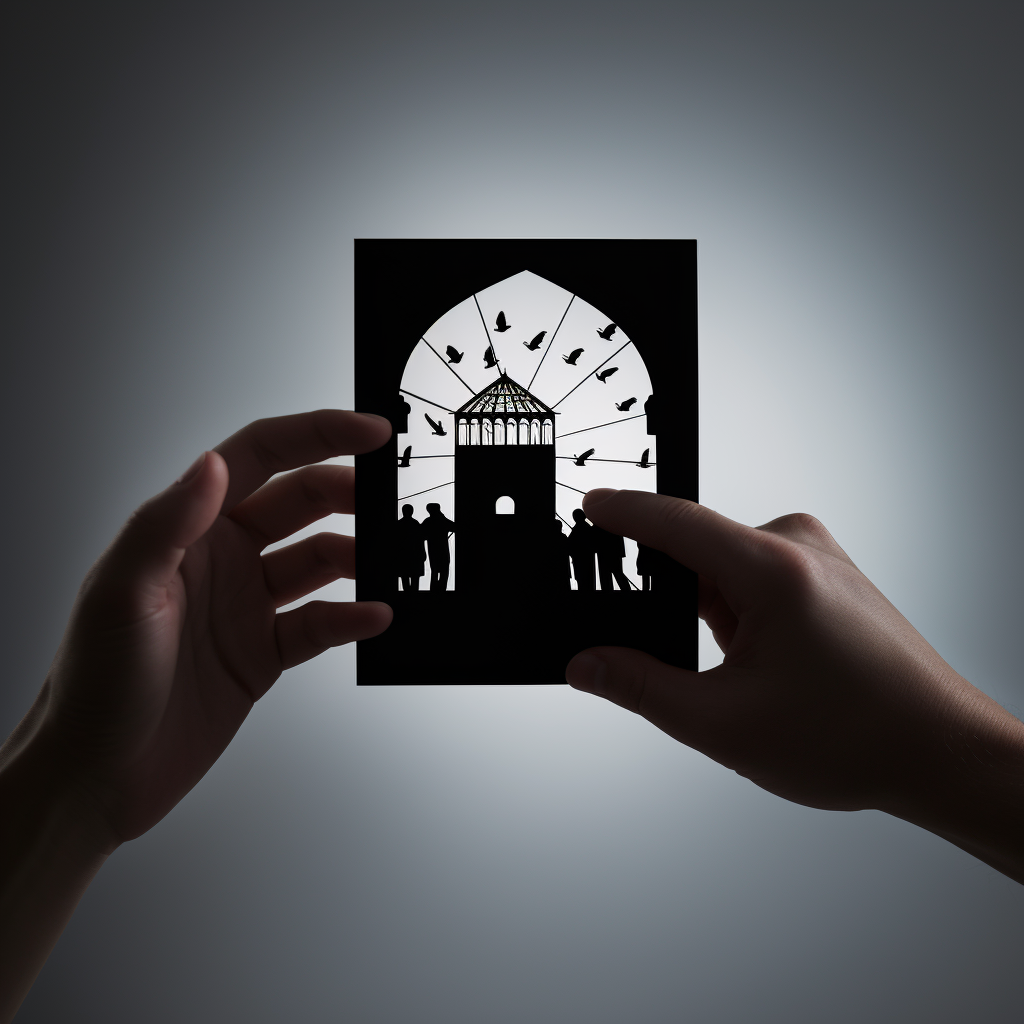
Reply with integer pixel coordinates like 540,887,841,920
453,372,558,591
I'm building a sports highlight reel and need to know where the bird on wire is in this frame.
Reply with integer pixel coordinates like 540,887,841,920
483,346,498,369
574,448,595,466
424,414,447,436
597,323,617,340
398,446,412,467
595,367,619,383
446,345,463,363
523,331,546,351
563,347,584,365
637,448,651,469
494,311,511,332
616,397,637,411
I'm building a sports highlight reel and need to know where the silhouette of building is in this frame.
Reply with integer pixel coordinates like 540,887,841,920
453,372,556,590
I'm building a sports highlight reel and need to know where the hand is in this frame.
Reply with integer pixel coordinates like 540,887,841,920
4,410,393,847
566,489,1024,883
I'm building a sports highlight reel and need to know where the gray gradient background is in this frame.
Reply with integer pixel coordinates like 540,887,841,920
7,2,1024,1021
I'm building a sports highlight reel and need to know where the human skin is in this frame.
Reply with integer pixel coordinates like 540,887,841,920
565,489,1024,884
3,421,1023,1021
0,411,393,1022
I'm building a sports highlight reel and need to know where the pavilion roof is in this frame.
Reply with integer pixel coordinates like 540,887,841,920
455,373,555,416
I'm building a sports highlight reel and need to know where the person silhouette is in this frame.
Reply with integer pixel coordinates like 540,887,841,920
395,504,425,591
567,508,596,591
636,542,655,591
594,525,631,591
422,502,456,591
555,518,571,590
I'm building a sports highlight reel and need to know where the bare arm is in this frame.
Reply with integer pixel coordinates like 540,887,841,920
567,489,1024,884
0,411,393,1022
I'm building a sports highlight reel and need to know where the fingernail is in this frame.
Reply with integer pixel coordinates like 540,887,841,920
176,451,207,485
566,652,607,696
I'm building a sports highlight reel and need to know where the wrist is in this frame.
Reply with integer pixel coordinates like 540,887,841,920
879,674,1024,882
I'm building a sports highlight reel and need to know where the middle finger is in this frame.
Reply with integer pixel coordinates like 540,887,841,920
230,464,354,548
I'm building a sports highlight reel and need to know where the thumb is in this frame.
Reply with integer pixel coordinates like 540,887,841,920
566,646,727,752
101,450,230,592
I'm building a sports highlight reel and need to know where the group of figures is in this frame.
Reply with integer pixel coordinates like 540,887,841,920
394,504,662,593
395,504,457,591
557,509,658,592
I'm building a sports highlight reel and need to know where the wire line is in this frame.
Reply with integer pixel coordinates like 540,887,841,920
528,294,575,392
420,337,476,394
551,339,634,409
399,389,455,414
555,412,646,438
398,480,454,502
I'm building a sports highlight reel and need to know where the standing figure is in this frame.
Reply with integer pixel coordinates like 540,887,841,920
636,543,655,591
554,519,571,590
395,504,425,591
422,502,456,592
567,509,596,591
594,525,631,591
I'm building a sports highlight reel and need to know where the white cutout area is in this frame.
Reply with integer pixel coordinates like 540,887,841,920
496,495,515,515
398,270,657,590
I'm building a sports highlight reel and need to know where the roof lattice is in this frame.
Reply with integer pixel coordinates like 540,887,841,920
455,373,555,416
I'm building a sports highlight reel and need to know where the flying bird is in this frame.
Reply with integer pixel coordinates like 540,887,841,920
616,397,637,411
523,330,547,351
445,345,463,363
483,345,497,368
424,414,447,437
563,348,584,365
573,448,595,466
398,446,412,467
637,448,651,469
595,367,619,383
494,311,511,332
597,323,617,340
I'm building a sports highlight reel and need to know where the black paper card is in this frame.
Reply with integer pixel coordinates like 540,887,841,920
355,239,697,684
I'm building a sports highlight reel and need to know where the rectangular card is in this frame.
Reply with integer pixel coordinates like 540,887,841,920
355,239,697,684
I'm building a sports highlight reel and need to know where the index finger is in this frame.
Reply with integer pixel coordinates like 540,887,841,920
214,410,391,511
581,489,766,597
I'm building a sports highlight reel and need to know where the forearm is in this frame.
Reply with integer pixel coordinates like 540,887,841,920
882,682,1024,884
0,723,116,1023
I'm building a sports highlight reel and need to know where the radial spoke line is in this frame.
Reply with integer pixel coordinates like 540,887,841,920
398,480,454,502
555,412,646,439
420,337,476,394
556,510,574,528
556,456,656,465
550,340,634,409
405,454,454,459
472,293,503,375
556,480,588,496
400,388,455,414
528,294,575,392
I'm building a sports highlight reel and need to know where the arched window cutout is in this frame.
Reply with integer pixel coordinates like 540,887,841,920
496,495,515,515
542,419,553,444
494,419,505,445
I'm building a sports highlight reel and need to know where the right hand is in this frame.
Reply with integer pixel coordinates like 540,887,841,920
566,489,1024,882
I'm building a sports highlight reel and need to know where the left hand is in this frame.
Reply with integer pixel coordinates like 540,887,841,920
6,410,393,849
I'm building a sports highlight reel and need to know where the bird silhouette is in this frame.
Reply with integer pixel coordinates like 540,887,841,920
597,323,617,340
483,345,497,368
637,448,650,469
523,330,546,351
595,367,619,383
563,348,584,365
494,311,511,332
616,397,637,411
574,448,595,466
445,345,463,363
398,445,412,467
424,414,447,436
